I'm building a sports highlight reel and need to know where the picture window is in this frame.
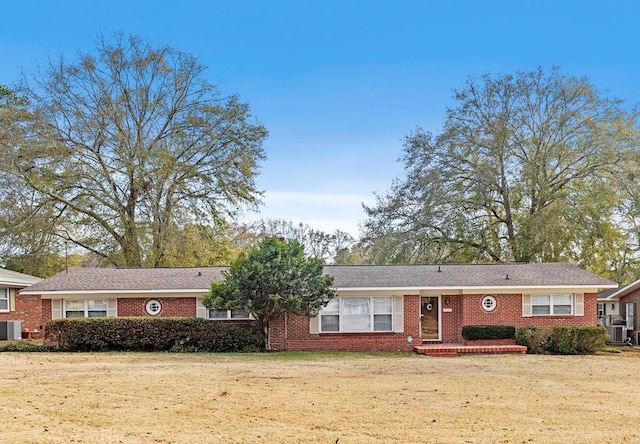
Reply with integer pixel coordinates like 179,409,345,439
64,299,108,318
319,297,393,332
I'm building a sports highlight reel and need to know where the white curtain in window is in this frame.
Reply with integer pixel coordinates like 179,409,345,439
343,298,370,315
373,297,392,314
342,298,371,331
88,300,108,310
0,288,8,311
553,294,572,314
65,300,84,311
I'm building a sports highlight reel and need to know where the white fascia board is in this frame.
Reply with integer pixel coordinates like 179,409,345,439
601,278,640,300
336,284,618,292
1,279,42,287
22,288,209,296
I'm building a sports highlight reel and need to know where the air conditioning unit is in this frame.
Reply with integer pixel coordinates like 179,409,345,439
607,325,627,343
0,320,22,341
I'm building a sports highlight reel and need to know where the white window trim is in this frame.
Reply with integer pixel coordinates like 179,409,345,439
145,299,162,316
319,296,394,333
0,288,8,312
63,299,109,318
481,295,497,312
626,302,636,330
531,294,574,316
206,308,252,320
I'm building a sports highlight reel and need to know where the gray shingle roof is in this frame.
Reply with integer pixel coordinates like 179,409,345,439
23,263,616,294
598,277,640,300
0,268,42,287
597,287,621,300
23,267,225,293
326,263,617,288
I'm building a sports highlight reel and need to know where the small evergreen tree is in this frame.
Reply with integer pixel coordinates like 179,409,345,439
204,237,335,349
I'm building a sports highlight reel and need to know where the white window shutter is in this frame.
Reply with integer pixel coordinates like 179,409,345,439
522,294,532,317
52,300,62,319
107,299,118,317
9,288,15,312
309,315,320,334
574,293,584,316
393,295,404,333
196,298,207,319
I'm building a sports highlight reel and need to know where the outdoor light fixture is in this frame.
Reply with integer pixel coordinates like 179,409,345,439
445,296,451,305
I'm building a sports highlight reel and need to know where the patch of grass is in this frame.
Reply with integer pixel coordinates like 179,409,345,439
599,346,622,353
258,351,413,360
1,352,639,443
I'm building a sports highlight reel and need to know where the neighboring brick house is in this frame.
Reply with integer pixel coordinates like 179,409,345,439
597,279,640,344
19,263,616,351
0,268,42,338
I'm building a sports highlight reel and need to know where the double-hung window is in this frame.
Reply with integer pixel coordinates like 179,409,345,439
319,297,393,332
64,300,108,318
0,288,8,312
207,308,250,320
532,294,573,315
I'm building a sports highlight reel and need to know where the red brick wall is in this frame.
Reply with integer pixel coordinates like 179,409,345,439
269,292,600,351
441,295,463,343
620,289,640,310
42,299,52,323
404,295,421,339
0,292,43,332
269,294,422,352
446,293,598,343
620,290,640,343
117,297,197,317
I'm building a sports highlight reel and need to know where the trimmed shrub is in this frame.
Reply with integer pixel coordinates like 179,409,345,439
551,326,608,355
0,341,55,352
462,325,516,341
45,317,264,352
515,327,554,354
515,326,608,354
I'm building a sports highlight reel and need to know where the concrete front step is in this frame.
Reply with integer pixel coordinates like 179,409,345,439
414,344,527,357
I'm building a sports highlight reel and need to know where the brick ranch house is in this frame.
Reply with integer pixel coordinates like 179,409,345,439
597,279,640,344
13,262,616,351
0,268,42,339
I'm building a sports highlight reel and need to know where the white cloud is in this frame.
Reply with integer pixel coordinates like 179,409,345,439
244,190,376,237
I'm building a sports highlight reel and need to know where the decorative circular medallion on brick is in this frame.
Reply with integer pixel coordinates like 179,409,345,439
481,295,497,312
145,299,162,315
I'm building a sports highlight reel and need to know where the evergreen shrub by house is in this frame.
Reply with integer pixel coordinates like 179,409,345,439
515,326,607,354
45,317,264,352
461,325,516,341
551,326,608,354
515,327,554,354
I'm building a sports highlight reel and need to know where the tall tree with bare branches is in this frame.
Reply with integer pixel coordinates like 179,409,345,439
0,34,267,268
363,68,639,273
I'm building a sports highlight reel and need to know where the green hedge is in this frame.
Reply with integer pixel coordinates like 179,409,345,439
0,341,54,352
515,326,607,354
462,325,516,341
515,327,554,354
45,317,264,352
551,326,608,354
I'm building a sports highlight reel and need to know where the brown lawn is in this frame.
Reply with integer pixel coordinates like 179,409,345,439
1,348,640,443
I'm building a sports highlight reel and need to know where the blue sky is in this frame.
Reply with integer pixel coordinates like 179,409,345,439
2,1,639,236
